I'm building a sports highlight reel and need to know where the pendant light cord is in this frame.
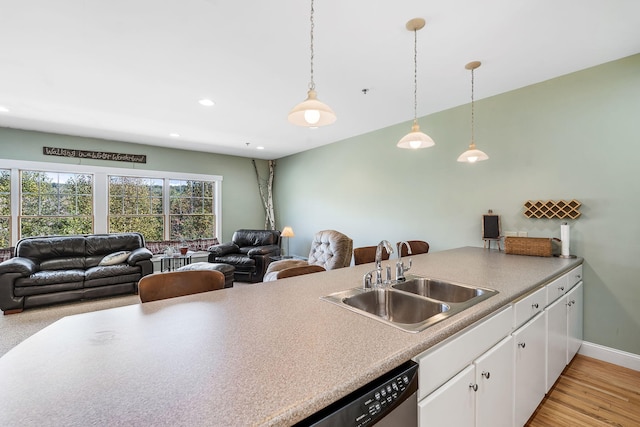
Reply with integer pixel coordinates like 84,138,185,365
308,0,315,91
413,28,418,122
470,67,475,144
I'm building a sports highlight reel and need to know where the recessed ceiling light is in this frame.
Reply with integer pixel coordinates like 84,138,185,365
0,105,9,113
256,146,265,150
169,133,180,138
198,98,215,107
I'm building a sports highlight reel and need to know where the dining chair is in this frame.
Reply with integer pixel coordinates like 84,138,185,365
138,270,225,303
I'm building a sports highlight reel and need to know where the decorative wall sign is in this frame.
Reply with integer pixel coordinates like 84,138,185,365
523,200,581,219
43,146,146,164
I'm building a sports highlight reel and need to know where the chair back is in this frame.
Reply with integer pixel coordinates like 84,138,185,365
353,245,391,265
307,230,353,270
139,270,225,303
397,240,430,257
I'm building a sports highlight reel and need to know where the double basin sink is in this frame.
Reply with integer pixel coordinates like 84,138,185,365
321,276,498,333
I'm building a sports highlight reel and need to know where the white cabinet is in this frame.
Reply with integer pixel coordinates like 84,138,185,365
544,265,584,392
415,263,583,427
474,336,514,427
418,336,513,427
566,282,583,363
545,295,567,392
418,365,475,426
513,312,546,427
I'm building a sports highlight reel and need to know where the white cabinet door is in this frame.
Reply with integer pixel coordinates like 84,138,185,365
545,295,567,393
418,365,475,427
566,282,583,363
475,335,514,427
513,312,546,427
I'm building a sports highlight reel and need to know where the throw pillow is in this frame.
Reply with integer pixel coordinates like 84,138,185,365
99,251,131,266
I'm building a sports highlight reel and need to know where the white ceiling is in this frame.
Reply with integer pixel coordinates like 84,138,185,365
1,0,639,160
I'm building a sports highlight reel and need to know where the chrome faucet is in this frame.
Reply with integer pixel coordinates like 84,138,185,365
396,241,413,282
375,240,394,285
363,240,394,289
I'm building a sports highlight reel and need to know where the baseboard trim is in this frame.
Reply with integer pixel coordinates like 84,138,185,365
579,341,640,372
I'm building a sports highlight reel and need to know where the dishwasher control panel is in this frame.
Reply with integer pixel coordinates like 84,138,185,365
296,361,419,427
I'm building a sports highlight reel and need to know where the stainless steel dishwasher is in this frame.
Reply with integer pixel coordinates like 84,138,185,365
295,361,418,427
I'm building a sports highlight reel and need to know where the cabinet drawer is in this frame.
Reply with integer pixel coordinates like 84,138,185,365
414,306,512,399
567,265,583,287
513,287,545,329
545,274,568,306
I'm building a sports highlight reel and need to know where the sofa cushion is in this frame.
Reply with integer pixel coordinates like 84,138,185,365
14,270,85,296
232,229,279,247
84,264,141,288
99,251,131,266
213,254,256,268
16,236,86,260
40,257,86,271
85,233,145,256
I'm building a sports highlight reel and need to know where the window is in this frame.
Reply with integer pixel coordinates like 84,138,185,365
169,179,215,240
108,176,164,241
20,171,93,237
0,159,222,247
0,169,10,247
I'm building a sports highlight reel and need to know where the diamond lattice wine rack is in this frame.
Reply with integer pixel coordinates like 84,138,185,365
523,200,581,219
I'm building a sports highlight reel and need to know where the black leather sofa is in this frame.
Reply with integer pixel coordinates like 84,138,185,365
207,229,281,282
0,233,153,314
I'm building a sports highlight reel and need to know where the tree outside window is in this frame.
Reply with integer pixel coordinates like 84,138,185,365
108,176,164,241
169,179,215,240
20,171,93,238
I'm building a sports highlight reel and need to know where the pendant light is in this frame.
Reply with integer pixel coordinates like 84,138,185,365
397,18,435,149
457,61,489,163
288,0,336,128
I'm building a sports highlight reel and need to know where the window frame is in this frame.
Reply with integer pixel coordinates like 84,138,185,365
0,159,222,245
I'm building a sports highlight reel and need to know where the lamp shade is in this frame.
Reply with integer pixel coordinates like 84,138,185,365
397,122,435,149
281,226,295,237
288,90,336,127
457,143,489,163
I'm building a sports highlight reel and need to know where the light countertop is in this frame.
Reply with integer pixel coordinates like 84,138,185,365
0,247,582,426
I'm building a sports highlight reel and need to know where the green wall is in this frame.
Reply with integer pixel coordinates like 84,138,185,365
274,54,640,355
0,128,269,242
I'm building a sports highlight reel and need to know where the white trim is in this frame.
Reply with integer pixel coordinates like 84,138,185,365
578,341,640,372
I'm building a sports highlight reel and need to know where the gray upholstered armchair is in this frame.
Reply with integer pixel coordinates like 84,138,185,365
263,230,353,281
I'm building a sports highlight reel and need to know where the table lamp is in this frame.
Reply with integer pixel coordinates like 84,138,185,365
281,226,295,258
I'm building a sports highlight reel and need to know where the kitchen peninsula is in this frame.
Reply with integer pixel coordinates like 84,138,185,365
0,247,582,426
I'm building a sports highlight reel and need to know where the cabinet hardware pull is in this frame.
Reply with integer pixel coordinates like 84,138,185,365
567,301,572,307
518,342,526,348
469,383,478,392
531,303,539,309
559,286,564,291
570,300,575,305
481,371,490,379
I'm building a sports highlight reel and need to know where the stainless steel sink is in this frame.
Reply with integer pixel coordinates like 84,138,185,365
344,288,449,324
321,275,498,333
392,277,491,303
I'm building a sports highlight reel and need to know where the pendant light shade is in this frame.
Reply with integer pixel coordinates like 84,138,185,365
458,61,489,163
288,89,336,127
288,0,336,128
397,120,435,149
397,18,434,149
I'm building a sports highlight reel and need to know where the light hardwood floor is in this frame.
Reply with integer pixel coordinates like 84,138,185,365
527,354,640,426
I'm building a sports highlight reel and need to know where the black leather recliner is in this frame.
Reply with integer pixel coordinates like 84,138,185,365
207,229,281,283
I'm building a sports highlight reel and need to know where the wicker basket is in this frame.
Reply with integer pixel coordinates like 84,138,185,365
504,237,552,257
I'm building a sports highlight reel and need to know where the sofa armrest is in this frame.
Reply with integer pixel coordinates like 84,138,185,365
0,257,37,276
128,247,153,266
247,245,281,256
208,242,240,257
